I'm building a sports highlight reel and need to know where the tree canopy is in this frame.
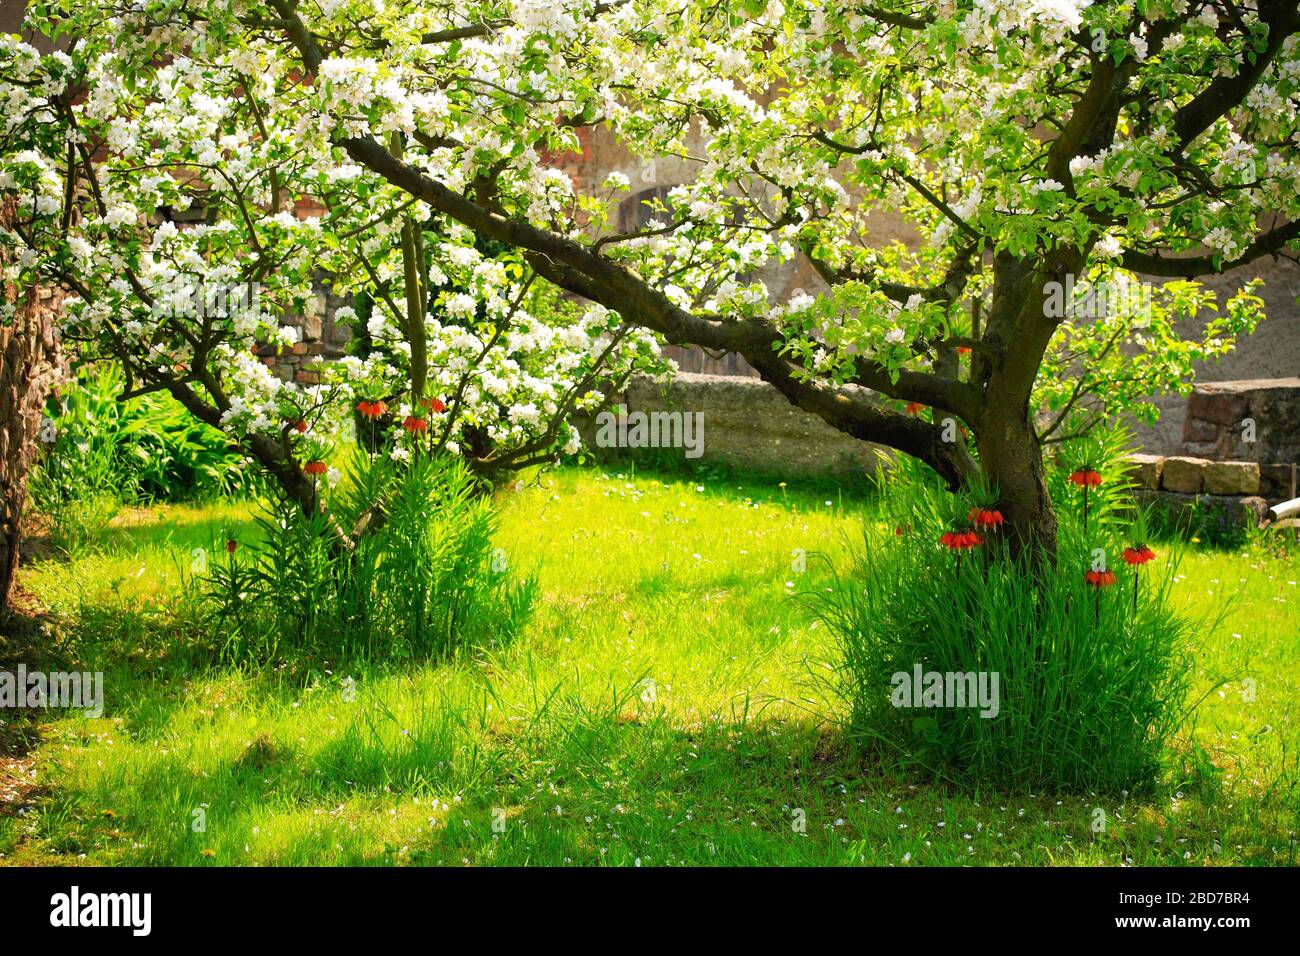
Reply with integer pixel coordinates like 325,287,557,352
2,0,1297,550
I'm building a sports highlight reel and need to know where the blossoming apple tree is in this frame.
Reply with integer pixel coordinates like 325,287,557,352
0,1,665,535
4,0,1298,560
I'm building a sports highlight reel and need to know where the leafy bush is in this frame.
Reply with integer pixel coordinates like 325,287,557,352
34,362,256,506
27,402,123,557
809,428,1197,793
200,452,535,663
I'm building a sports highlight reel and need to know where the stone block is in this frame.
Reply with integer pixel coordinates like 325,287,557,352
1180,417,1219,444
1203,461,1260,495
1185,378,1300,464
1123,454,1164,490
1161,456,1207,493
1186,387,1249,427
581,372,888,477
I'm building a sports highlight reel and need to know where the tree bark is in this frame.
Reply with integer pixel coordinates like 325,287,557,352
0,247,64,612
977,410,1057,563
972,251,1081,564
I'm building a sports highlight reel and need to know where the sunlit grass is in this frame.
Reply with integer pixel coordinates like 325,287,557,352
3,464,1297,866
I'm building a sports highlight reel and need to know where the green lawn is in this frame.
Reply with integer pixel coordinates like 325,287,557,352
2,464,1297,866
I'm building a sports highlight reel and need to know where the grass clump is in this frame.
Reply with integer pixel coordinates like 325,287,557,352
200,452,536,665
809,433,1200,793
809,520,1195,792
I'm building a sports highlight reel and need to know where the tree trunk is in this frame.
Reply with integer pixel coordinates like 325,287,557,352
0,263,64,612
978,405,1057,564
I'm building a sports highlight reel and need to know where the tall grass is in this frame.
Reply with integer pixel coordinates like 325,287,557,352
808,430,1200,793
37,362,256,503
810,524,1195,792
199,452,535,664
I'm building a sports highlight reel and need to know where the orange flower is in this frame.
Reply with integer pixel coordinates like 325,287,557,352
1122,545,1156,565
1084,569,1117,588
303,460,328,476
357,400,388,419
968,507,1004,528
905,402,924,415
956,345,971,356
225,539,237,554
940,529,981,551
1068,468,1103,487
402,415,428,433
292,419,308,433
423,397,447,413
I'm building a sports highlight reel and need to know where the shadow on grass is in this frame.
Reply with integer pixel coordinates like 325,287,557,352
24,675,1300,865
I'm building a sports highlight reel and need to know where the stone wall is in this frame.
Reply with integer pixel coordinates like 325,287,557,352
1129,259,1300,455
254,287,353,387
1179,378,1300,465
1124,452,1282,533
579,372,888,477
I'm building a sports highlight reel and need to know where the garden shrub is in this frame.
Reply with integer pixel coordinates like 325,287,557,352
27,420,126,557
31,362,257,550
200,452,535,664
809,431,1197,793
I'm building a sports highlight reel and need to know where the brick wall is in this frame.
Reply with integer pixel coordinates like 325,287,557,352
255,287,353,387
